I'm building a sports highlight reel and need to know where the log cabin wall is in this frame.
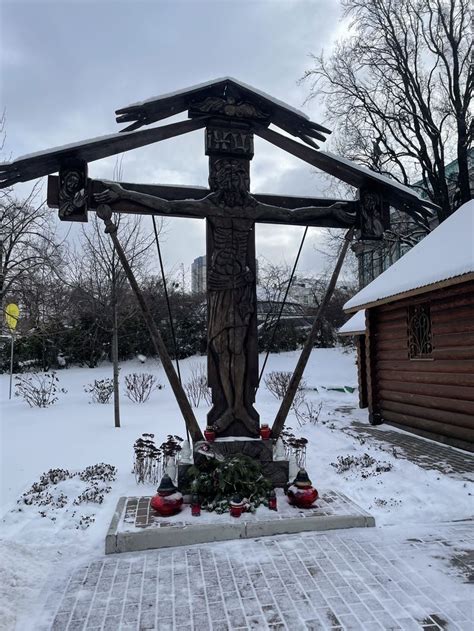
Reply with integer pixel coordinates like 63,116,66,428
356,334,368,409
369,279,474,452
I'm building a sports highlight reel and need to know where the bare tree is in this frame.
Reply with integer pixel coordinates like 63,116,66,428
257,258,292,304
302,0,472,221
71,212,155,426
0,186,62,332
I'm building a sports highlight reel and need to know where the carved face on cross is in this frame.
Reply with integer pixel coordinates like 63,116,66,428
208,158,250,208
64,170,81,194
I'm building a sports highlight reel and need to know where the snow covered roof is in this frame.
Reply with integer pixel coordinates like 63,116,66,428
121,77,310,120
10,130,136,163
0,118,207,188
114,77,331,145
321,151,436,210
338,310,366,336
345,200,474,312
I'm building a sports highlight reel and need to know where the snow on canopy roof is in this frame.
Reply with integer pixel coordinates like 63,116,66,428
321,151,434,209
338,310,366,336
344,200,474,312
9,130,135,163
120,76,310,120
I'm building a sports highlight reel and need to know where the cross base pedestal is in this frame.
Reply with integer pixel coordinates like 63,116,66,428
178,438,289,489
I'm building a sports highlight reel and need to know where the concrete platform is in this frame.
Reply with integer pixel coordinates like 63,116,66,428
105,489,375,554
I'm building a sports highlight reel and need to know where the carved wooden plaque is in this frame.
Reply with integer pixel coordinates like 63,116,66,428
58,159,88,222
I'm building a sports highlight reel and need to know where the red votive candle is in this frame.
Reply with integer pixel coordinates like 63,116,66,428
268,489,277,511
191,494,201,517
204,426,216,442
260,424,271,440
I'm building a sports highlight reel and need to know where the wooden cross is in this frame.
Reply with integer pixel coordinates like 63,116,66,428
3,78,437,441
48,127,357,439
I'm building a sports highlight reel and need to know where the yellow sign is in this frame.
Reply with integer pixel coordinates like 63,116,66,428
5,303,19,331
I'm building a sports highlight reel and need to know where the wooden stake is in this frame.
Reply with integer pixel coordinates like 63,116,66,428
111,273,121,429
96,204,204,443
271,228,354,439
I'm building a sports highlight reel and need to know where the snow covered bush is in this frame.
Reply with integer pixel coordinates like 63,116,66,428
331,453,393,478
17,464,116,523
77,515,95,529
84,378,114,404
124,372,160,403
73,483,111,505
373,497,401,508
78,463,117,483
184,362,211,408
40,468,71,485
20,468,74,508
15,371,67,407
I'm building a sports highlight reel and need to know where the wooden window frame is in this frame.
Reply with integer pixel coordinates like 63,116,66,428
407,302,434,360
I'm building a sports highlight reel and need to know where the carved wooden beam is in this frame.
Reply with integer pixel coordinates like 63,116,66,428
254,124,439,217
115,77,331,146
0,118,209,188
47,176,359,227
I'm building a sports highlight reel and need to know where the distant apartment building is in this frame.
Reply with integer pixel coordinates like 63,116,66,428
191,255,207,294
288,276,318,307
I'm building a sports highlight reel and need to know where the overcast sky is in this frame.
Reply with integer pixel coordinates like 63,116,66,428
1,0,353,284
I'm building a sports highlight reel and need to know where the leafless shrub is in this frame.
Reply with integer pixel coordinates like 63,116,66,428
133,433,183,484
84,378,114,404
184,362,211,408
133,433,161,484
184,377,201,408
280,427,308,469
124,372,160,403
264,370,307,419
264,371,306,401
15,371,67,407
293,400,323,427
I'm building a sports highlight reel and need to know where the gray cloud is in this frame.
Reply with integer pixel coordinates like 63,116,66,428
1,0,352,281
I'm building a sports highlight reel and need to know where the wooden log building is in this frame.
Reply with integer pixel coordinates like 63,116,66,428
338,311,368,409
342,200,474,452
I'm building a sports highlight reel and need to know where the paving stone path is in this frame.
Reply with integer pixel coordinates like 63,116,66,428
346,422,474,480
37,523,473,631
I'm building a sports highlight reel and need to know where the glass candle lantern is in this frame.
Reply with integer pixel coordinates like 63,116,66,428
191,494,201,517
268,489,277,511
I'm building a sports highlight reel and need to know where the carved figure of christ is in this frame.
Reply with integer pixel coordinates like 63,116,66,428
95,174,355,437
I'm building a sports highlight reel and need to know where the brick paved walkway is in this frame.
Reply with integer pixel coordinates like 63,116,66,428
346,422,474,480
35,523,473,631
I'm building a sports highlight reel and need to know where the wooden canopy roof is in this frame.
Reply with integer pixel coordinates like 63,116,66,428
115,76,330,144
0,76,439,221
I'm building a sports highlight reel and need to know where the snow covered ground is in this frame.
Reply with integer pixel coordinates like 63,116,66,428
0,348,472,630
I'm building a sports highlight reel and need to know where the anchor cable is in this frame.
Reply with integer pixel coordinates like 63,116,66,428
152,215,182,383
152,215,189,442
256,225,309,390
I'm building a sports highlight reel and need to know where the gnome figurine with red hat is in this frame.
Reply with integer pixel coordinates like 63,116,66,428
150,473,183,517
287,469,318,508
